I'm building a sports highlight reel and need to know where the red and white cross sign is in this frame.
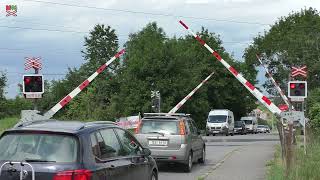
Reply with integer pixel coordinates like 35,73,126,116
291,66,307,78
24,57,42,70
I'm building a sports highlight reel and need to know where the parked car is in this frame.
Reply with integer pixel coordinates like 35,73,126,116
135,113,206,172
265,125,271,133
241,116,258,134
0,120,158,180
257,125,267,133
234,120,247,135
206,109,235,136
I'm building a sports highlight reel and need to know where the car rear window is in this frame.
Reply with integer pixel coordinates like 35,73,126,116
243,120,253,125
0,133,78,163
139,119,179,135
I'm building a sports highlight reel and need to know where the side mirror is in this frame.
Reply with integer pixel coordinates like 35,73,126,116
142,148,151,156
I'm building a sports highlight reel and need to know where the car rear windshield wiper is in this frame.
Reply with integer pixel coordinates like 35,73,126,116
24,159,56,163
147,131,165,136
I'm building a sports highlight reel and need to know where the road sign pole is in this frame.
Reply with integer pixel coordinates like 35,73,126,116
303,101,306,155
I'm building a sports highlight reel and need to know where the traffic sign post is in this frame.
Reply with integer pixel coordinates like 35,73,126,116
151,90,161,113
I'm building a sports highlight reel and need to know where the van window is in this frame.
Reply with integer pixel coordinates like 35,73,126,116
208,115,227,123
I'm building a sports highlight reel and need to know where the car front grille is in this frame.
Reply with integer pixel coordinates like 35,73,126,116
211,127,221,130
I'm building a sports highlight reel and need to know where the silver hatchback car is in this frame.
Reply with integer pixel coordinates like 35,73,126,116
135,113,206,172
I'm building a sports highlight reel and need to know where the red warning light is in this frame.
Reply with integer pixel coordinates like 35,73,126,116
290,83,296,89
24,77,31,85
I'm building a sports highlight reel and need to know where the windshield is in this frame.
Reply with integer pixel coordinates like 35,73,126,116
243,120,253,125
139,120,179,135
208,115,227,123
234,121,243,127
258,125,264,128
0,133,78,163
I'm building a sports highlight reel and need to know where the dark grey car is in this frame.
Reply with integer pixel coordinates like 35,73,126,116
0,120,158,180
135,113,206,172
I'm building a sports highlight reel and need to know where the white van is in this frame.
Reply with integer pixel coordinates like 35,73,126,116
206,109,234,136
241,116,258,134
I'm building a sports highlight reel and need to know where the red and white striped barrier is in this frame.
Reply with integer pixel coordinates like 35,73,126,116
179,20,282,115
168,72,214,114
256,54,291,108
44,49,125,118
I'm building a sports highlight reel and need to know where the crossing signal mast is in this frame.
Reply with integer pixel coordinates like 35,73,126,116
17,49,125,126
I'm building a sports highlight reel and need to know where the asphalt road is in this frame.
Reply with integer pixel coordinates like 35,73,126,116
158,133,279,180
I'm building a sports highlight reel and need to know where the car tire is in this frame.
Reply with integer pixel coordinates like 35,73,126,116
212,133,216,136
231,130,234,136
150,170,158,180
206,133,210,136
198,147,206,164
184,153,193,172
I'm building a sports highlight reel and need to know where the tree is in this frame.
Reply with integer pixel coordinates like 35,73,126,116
0,72,7,119
110,22,257,127
243,8,320,127
60,24,120,120
244,8,320,96
0,72,6,99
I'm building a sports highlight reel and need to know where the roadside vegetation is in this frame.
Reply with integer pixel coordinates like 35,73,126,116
0,117,19,134
267,134,320,180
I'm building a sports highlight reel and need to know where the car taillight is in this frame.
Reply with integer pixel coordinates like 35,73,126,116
179,120,186,135
53,169,92,180
135,121,142,134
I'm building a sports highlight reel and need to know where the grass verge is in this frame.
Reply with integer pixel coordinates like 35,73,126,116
0,117,19,134
267,135,320,180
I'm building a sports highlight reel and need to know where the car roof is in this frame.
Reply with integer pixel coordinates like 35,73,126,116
5,120,118,134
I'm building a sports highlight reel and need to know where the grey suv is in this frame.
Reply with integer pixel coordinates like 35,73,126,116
135,113,206,172
0,120,158,180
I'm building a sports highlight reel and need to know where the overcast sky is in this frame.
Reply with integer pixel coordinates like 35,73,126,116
1,0,320,98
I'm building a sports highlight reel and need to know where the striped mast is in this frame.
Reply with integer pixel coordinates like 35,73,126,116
179,20,282,115
256,54,291,108
44,49,125,119
168,72,214,114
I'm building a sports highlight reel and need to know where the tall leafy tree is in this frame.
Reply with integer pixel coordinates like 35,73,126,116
62,24,120,120
244,8,320,96
0,72,7,119
111,22,257,127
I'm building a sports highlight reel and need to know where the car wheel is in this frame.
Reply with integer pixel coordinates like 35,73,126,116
199,147,206,164
212,133,216,136
150,170,158,180
206,133,210,136
184,153,193,172
231,130,234,136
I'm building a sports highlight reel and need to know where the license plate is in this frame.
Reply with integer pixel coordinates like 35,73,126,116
148,140,168,146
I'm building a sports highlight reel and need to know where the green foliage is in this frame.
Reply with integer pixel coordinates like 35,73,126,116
0,22,257,127
0,72,6,99
0,72,7,119
267,145,285,180
268,133,320,180
109,22,257,128
244,8,320,96
0,117,19,134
